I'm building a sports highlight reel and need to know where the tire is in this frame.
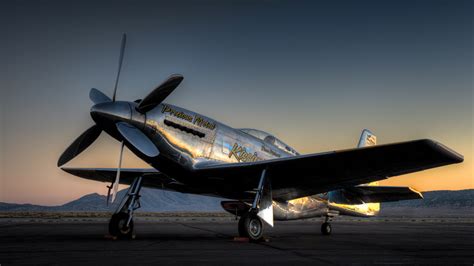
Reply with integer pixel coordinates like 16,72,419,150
321,222,332,235
109,212,134,239
240,213,264,241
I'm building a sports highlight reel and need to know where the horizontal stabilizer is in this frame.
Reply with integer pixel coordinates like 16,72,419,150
345,186,423,203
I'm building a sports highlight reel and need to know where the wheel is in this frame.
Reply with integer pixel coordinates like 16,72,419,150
321,222,332,235
239,213,264,241
109,212,134,239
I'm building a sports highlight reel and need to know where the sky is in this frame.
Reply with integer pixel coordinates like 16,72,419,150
0,0,472,205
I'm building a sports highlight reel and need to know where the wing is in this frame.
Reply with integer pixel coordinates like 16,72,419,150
62,168,173,189
345,186,423,203
61,167,227,196
195,139,463,201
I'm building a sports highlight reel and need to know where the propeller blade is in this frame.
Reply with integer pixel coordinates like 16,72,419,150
112,33,127,101
116,122,160,157
57,125,102,167
110,141,124,203
136,74,183,113
90,88,112,104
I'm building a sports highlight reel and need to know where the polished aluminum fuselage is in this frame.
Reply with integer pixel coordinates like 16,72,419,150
146,104,292,167
93,101,375,219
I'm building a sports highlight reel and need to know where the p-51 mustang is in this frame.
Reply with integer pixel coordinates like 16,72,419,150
58,34,463,241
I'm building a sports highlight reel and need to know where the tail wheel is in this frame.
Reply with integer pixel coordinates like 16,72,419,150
321,222,332,235
109,212,134,239
239,213,264,241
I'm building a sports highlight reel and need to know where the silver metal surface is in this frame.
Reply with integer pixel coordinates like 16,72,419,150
75,98,430,219
86,99,334,219
61,82,463,222
116,122,159,157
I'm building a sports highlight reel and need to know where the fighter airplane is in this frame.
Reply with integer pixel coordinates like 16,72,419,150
58,34,463,241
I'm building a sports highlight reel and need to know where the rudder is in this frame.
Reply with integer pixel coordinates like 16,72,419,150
357,129,377,148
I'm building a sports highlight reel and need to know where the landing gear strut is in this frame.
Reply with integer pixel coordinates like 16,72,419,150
237,168,270,242
109,176,143,239
321,215,332,235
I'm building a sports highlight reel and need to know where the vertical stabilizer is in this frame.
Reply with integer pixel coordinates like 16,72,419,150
357,129,376,148
357,129,379,188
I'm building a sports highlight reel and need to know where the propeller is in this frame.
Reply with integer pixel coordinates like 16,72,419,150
57,125,102,167
57,34,127,167
110,141,125,203
116,122,160,157
136,74,183,113
112,33,127,102
90,88,112,104
58,33,183,204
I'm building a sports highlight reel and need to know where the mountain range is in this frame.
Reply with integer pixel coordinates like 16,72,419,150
0,188,472,212
0,188,224,212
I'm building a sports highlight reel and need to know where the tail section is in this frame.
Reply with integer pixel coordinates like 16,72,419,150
357,129,377,148
356,129,380,215
357,129,379,188
328,129,380,216
328,129,424,217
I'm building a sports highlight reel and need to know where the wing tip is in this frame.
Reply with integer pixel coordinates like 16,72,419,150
424,139,464,163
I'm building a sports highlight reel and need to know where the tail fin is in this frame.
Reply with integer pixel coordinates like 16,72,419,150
357,129,378,188
357,129,379,214
357,129,376,148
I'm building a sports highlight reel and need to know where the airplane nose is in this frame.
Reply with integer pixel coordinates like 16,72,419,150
90,101,131,124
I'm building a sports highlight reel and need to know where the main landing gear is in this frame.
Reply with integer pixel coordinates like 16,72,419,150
109,176,143,239
237,168,271,242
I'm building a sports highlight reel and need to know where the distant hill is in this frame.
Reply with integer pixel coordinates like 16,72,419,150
0,189,472,213
0,188,224,212
382,189,474,208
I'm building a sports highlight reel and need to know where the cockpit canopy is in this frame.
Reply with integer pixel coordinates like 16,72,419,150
239,128,300,156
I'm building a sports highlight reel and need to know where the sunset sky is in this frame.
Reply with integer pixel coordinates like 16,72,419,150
1,0,472,205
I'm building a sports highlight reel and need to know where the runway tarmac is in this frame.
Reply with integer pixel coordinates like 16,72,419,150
1,219,473,265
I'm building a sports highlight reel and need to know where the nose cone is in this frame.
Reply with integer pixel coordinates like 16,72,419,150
90,101,131,124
